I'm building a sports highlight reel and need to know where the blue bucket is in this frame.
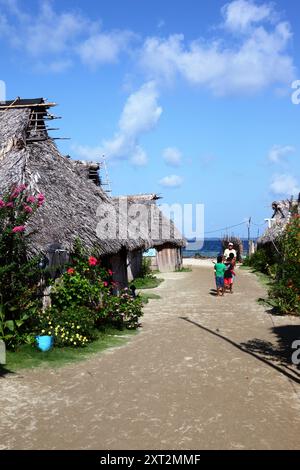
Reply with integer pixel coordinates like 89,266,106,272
36,335,53,352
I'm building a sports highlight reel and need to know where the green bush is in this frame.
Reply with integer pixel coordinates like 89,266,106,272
268,215,300,315
268,280,300,315
140,256,152,277
101,289,143,329
243,247,277,274
36,306,98,347
50,245,113,311
50,272,103,311
48,248,144,345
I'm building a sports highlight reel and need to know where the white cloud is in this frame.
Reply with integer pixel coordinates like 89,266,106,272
71,144,103,160
118,81,162,136
2,0,94,56
163,147,182,166
270,174,299,196
130,146,148,166
268,145,296,163
222,0,275,32
139,1,295,95
0,0,134,68
159,175,183,188
78,30,135,66
75,82,162,165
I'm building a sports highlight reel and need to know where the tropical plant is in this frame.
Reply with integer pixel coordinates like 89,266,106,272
0,185,46,347
243,247,277,275
101,289,143,329
268,214,300,315
36,306,98,347
50,246,114,311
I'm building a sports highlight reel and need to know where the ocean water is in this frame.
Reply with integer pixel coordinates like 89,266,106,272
183,238,250,258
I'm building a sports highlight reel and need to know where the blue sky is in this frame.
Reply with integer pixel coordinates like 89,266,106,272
1,0,300,238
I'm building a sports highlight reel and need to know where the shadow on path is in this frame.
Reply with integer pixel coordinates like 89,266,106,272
180,317,300,386
0,365,15,378
241,325,300,375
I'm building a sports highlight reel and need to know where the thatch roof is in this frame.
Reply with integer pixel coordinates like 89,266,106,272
258,198,300,245
69,159,101,186
113,194,186,248
0,100,149,256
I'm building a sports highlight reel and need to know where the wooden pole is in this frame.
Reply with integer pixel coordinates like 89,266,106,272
247,217,251,256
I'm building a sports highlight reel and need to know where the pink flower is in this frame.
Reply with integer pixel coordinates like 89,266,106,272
10,185,27,199
67,268,75,275
0,200,5,208
103,281,108,287
24,205,33,213
108,269,113,276
27,196,36,204
88,256,98,266
12,225,26,233
37,193,45,206
6,202,14,208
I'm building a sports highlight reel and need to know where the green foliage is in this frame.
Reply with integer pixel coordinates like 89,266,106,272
140,256,152,277
175,266,192,272
139,292,161,304
50,245,113,311
50,272,102,311
36,306,98,347
267,215,300,315
101,290,143,329
43,247,144,346
5,327,137,372
243,247,277,275
130,276,163,289
0,185,46,348
247,216,300,315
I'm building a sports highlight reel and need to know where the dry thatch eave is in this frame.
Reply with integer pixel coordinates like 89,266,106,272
112,195,186,249
258,198,300,245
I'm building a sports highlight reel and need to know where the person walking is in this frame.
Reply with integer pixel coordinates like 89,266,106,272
214,255,227,296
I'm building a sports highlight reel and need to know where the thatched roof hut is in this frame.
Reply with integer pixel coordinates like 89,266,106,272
258,197,300,246
113,194,186,249
113,194,186,274
0,98,149,259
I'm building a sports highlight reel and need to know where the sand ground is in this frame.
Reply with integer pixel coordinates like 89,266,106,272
1,262,300,450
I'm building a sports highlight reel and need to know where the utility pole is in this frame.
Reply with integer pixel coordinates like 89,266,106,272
247,217,251,256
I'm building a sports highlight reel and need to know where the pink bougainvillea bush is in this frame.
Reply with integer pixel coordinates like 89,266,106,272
0,184,46,347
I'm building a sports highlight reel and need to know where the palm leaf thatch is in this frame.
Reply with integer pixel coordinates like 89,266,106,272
258,197,300,245
0,101,149,256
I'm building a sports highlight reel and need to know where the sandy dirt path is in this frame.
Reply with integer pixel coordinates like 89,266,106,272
1,263,300,450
